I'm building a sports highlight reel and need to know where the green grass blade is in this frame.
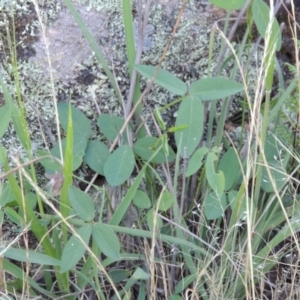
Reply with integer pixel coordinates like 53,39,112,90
3,260,55,297
122,0,136,76
122,0,146,137
59,103,74,292
109,165,146,226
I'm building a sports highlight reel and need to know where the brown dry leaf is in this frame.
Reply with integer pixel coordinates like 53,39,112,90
45,172,64,196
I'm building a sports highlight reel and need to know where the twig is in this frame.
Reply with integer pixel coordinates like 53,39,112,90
0,155,62,180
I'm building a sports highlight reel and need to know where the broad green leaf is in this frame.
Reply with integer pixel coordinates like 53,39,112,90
204,192,227,220
157,191,173,212
217,147,240,190
104,145,135,186
146,209,163,230
133,136,175,164
189,77,243,100
132,267,150,280
135,64,187,95
92,223,120,260
133,190,152,209
264,134,285,161
4,207,24,227
109,269,130,283
209,0,247,10
186,147,209,177
60,224,92,273
205,152,225,196
68,186,95,222
84,140,110,175
261,135,288,193
37,150,62,172
26,192,37,210
58,102,92,139
0,106,11,139
261,160,287,193
252,0,282,51
98,114,131,143
175,96,204,157
0,182,15,206
50,136,88,171
2,248,60,266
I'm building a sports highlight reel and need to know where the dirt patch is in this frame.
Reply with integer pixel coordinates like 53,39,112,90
30,4,108,83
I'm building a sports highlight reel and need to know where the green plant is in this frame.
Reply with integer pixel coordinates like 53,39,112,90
0,0,300,299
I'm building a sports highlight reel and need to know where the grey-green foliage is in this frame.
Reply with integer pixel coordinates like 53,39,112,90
273,63,300,145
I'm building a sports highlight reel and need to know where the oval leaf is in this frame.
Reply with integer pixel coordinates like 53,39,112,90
58,102,92,139
157,191,173,212
209,0,247,10
133,136,175,164
84,140,110,175
186,147,209,177
133,190,152,209
217,147,240,190
68,186,95,222
37,150,62,172
4,207,24,227
109,269,130,283
92,223,120,260
204,192,227,220
135,64,187,96
0,182,15,206
104,145,135,186
261,160,287,193
205,152,225,196
252,0,282,51
0,106,11,139
132,267,150,280
50,137,88,171
189,77,243,100
60,224,92,273
98,114,131,143
2,248,60,266
175,96,204,157
264,134,285,161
